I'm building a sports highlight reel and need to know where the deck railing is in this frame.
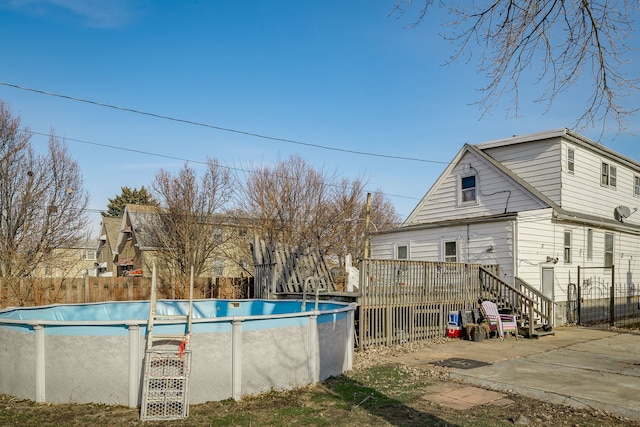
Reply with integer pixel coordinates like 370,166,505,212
357,259,482,349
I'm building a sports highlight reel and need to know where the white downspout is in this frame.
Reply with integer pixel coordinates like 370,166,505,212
512,218,518,284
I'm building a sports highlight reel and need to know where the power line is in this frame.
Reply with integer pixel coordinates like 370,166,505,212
1,81,450,165
25,129,422,203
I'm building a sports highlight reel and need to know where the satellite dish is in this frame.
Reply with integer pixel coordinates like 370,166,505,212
614,205,633,222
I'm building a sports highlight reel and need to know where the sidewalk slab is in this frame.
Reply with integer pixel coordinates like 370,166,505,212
384,327,640,421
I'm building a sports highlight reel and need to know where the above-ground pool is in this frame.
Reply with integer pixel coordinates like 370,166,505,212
0,299,356,407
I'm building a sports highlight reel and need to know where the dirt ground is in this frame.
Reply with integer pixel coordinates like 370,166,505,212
0,343,636,426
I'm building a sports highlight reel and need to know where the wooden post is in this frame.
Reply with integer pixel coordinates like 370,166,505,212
364,192,371,260
84,273,90,303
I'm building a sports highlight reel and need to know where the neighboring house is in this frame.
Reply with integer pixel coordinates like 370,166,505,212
114,204,158,277
33,239,99,278
371,129,640,325
95,216,122,277
113,204,252,278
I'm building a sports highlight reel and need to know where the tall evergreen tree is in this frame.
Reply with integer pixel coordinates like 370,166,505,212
102,186,158,217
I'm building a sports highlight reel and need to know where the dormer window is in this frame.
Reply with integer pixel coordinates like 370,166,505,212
460,175,477,203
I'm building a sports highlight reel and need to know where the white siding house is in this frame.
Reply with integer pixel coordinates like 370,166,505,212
371,129,640,325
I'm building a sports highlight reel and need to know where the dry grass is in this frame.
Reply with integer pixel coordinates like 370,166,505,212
0,345,635,427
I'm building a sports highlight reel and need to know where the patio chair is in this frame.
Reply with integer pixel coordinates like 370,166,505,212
480,300,519,340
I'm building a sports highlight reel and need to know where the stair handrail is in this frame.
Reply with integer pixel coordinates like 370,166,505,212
479,267,552,333
515,276,553,328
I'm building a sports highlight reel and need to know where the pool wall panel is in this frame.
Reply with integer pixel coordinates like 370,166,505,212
189,332,234,403
241,324,311,397
0,328,36,400
45,335,130,405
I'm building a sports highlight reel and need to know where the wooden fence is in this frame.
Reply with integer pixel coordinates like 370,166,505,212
357,259,482,349
0,276,253,309
252,237,337,299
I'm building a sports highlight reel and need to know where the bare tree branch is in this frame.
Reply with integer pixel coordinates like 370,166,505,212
392,0,640,135
0,101,89,277
241,154,401,263
148,159,236,279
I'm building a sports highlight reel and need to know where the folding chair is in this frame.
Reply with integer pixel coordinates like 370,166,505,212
480,300,518,340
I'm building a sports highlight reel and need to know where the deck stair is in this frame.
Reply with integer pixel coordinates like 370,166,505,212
479,267,554,339
140,265,194,421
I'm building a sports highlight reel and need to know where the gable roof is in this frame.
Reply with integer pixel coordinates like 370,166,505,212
100,216,122,248
116,204,162,251
403,128,640,231
404,143,552,225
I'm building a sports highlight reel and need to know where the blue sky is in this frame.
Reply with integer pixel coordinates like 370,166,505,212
1,1,639,233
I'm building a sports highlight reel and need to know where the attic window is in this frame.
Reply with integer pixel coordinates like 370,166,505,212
460,175,477,203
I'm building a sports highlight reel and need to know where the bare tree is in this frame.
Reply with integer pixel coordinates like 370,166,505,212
0,101,89,278
392,1,640,134
332,187,402,264
148,159,235,279
242,154,401,262
243,155,330,249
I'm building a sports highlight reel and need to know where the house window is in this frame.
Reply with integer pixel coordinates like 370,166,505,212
634,176,640,197
563,231,571,264
396,245,408,260
213,228,223,244
460,175,477,203
443,240,457,262
604,233,614,267
213,258,225,276
601,162,617,187
567,148,575,174
83,250,97,261
587,228,593,261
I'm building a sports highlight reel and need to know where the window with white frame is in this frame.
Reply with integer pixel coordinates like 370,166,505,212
604,233,614,267
587,228,593,261
212,258,225,276
601,162,617,187
82,250,97,260
443,240,457,262
567,148,575,174
563,231,571,264
460,175,477,203
634,176,640,197
396,244,408,260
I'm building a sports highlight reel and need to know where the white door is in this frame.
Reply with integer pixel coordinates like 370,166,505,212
542,267,554,300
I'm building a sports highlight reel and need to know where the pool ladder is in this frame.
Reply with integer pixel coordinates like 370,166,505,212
140,264,194,422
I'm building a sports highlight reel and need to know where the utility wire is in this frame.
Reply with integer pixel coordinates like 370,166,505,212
1,81,449,165
26,130,421,202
